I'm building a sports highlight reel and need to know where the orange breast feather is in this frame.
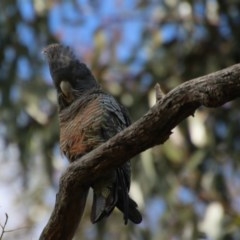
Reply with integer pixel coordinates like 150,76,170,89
59,97,104,161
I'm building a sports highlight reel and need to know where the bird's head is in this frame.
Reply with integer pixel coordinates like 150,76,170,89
43,43,99,108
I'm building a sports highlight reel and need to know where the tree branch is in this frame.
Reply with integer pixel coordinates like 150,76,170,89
39,64,240,240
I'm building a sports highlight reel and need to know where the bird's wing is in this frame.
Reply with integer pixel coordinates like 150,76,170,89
100,93,132,190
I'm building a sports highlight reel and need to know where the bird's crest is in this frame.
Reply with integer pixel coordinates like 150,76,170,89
42,43,78,72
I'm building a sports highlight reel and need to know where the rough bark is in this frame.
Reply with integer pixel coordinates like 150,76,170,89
39,64,240,240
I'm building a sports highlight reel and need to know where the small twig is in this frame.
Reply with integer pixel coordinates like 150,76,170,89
154,83,165,101
0,213,29,240
3,226,30,233
0,213,8,240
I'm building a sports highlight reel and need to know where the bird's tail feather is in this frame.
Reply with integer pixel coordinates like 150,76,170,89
91,169,142,224
91,184,118,223
116,168,129,224
116,195,142,224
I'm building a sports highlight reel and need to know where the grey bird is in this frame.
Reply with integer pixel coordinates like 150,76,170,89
43,43,142,224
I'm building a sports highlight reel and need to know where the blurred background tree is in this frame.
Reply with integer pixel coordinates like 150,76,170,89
1,0,240,239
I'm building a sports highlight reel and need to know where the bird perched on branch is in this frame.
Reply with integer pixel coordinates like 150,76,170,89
43,43,142,224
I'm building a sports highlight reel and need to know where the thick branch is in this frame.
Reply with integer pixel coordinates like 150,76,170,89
40,64,240,240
